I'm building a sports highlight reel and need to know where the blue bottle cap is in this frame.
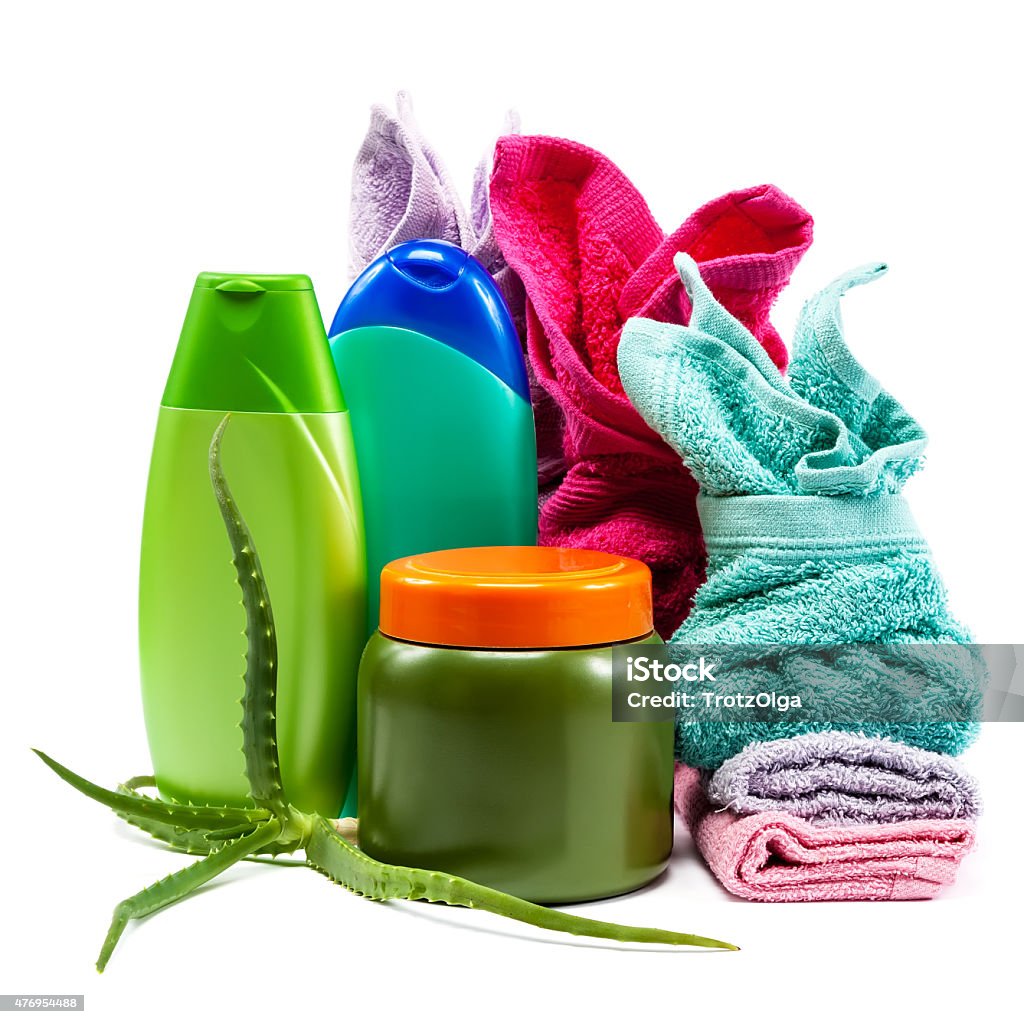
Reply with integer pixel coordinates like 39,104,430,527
329,240,530,402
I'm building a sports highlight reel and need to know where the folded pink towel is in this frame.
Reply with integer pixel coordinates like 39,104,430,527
489,136,812,635
676,764,976,902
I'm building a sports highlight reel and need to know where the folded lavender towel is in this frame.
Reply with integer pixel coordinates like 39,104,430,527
706,731,981,824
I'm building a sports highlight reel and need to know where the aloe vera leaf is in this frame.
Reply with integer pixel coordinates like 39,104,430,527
96,817,283,972
116,778,255,848
122,775,158,791
305,816,737,951
113,779,302,864
141,843,306,867
120,775,256,819
209,415,288,820
117,815,229,855
117,779,257,842
111,786,244,855
32,749,270,831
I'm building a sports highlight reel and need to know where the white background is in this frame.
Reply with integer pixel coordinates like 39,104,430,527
2,2,1021,1021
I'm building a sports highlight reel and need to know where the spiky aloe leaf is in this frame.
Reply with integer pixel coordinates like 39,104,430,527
209,415,288,820
115,775,264,827
96,817,283,972
122,775,158,790
305,816,736,950
113,779,253,855
33,749,269,832
115,813,230,855
113,779,305,863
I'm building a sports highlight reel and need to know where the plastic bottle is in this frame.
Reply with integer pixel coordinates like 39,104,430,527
328,240,538,630
139,272,365,817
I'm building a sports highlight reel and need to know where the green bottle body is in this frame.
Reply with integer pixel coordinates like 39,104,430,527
357,632,673,904
140,409,364,815
331,326,538,631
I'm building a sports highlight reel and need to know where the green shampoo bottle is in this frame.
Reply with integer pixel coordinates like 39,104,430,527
139,273,366,817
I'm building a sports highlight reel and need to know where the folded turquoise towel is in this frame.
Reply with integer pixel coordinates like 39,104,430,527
618,256,981,768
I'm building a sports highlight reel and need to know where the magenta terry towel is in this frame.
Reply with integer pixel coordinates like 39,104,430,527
707,732,981,825
677,764,976,902
489,135,813,636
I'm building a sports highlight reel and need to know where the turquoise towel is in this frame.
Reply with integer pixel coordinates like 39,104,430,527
618,255,981,768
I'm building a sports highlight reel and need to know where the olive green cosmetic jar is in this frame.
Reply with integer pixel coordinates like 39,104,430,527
357,546,674,904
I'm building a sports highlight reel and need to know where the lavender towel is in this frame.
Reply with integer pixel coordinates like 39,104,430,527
348,91,524,328
706,731,981,825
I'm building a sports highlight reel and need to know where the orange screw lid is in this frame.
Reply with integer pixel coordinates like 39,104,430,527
378,546,654,649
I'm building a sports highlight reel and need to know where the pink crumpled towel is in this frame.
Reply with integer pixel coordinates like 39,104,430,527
489,136,813,636
676,764,976,902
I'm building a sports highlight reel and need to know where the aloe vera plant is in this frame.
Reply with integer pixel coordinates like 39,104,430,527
35,416,738,971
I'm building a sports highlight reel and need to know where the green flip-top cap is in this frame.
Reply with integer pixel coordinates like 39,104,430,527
162,272,345,412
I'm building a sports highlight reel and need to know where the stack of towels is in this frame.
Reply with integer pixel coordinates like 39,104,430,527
346,96,983,901
675,733,978,900
616,254,983,900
